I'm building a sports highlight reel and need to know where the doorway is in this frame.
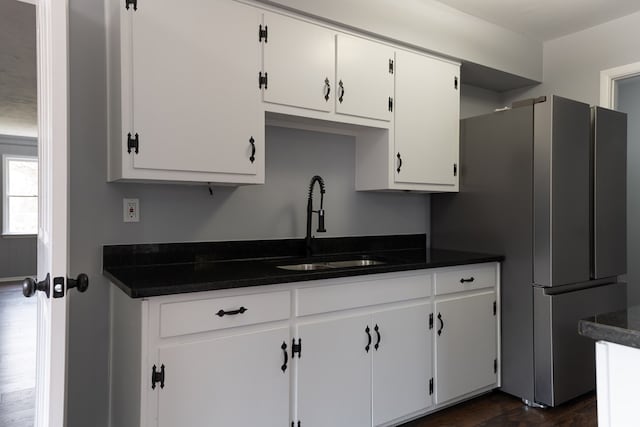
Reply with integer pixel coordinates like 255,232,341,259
0,0,39,425
615,75,640,305
601,62,640,305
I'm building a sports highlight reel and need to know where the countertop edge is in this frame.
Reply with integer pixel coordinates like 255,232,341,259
578,319,640,350
105,254,503,299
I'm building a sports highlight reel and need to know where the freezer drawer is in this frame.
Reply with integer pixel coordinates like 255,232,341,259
533,282,627,406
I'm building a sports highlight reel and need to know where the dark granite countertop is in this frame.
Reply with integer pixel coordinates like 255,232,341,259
579,305,640,349
103,234,503,298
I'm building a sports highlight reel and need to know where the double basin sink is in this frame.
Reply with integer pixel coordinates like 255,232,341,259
277,256,386,271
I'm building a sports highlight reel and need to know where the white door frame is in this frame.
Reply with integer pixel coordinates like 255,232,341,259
600,61,640,108
17,0,70,426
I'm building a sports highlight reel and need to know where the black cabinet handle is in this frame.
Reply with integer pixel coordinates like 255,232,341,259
396,152,402,173
365,325,372,353
338,80,345,103
216,306,247,317
324,78,331,101
437,313,444,336
374,324,381,350
460,277,475,283
249,137,256,163
281,341,288,373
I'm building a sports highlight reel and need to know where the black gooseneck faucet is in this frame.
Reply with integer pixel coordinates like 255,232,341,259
306,175,326,257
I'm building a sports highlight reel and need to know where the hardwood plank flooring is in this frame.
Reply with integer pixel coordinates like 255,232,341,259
0,281,36,427
401,390,597,427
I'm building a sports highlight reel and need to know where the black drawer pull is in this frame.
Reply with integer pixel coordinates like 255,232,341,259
374,324,381,350
249,137,256,164
460,277,475,284
437,313,444,336
281,341,288,373
324,78,331,101
216,306,247,317
365,325,372,353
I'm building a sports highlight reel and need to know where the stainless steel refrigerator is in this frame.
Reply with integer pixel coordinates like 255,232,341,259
431,95,628,407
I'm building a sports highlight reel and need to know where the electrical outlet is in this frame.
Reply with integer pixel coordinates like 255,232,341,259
123,198,139,222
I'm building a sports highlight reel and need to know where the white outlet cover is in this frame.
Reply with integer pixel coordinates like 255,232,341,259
123,198,139,222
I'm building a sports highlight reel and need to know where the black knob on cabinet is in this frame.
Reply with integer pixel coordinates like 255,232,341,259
68,273,89,293
23,273,50,298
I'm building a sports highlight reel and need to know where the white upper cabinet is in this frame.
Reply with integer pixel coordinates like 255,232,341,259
262,12,335,113
108,0,264,184
335,35,394,121
394,50,460,188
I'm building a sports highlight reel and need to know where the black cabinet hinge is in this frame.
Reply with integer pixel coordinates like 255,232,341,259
494,358,498,373
125,0,137,11
388,97,393,112
152,364,165,390
389,59,394,74
429,313,433,330
429,378,434,395
259,72,268,89
493,301,497,316
259,25,268,43
454,76,459,90
127,132,139,154
292,338,302,358
291,421,301,427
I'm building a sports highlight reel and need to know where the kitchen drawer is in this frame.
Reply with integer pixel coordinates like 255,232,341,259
297,272,431,316
434,263,497,296
159,291,290,338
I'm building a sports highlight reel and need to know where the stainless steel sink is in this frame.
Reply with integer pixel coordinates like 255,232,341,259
325,259,386,268
276,258,386,271
277,263,333,271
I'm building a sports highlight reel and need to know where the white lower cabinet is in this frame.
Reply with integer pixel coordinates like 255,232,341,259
434,292,498,404
109,263,499,427
295,303,432,427
155,327,290,427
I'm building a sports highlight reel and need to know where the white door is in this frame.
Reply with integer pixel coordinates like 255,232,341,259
372,303,432,426
130,0,262,176
156,327,290,427
434,292,497,404
296,314,371,427
335,34,394,121
33,0,70,426
262,12,335,112
394,51,459,186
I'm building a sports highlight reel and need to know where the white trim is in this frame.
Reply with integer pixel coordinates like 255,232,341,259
600,61,640,108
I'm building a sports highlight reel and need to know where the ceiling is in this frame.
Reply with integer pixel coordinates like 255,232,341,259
0,0,37,138
434,0,640,41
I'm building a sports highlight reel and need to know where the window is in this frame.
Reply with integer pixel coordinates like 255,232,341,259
3,155,38,235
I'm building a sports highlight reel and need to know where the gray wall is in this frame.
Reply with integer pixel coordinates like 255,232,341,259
503,10,640,106
0,135,37,278
617,76,640,304
460,84,505,119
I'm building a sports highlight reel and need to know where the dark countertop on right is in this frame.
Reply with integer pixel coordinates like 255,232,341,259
579,305,640,349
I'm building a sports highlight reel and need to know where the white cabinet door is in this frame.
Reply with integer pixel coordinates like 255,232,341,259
394,50,459,186
335,34,394,121
372,303,433,426
263,12,335,112
155,327,289,427
296,314,371,427
129,0,262,177
434,291,497,404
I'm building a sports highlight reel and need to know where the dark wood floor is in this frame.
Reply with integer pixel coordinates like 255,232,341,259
401,390,597,427
0,281,36,427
